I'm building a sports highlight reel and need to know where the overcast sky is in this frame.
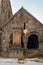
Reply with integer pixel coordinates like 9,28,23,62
10,0,43,24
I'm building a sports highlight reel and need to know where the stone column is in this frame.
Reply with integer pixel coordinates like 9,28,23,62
23,35,27,52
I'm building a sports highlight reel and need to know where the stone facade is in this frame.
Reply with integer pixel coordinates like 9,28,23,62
0,0,12,26
0,0,43,58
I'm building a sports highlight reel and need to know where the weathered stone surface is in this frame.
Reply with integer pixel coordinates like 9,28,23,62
0,0,43,58
0,0,12,26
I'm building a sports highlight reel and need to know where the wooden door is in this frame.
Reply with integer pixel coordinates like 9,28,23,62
13,28,22,45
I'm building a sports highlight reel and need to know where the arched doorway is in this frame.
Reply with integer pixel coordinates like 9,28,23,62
27,34,39,49
9,33,24,48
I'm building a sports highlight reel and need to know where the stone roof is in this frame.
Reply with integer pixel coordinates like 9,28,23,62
1,7,43,28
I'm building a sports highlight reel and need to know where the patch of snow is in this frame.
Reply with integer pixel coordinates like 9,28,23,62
0,58,43,65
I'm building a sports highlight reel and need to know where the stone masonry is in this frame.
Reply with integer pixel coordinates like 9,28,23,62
0,0,43,58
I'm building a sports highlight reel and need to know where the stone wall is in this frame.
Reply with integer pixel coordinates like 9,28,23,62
0,0,12,26
1,8,43,57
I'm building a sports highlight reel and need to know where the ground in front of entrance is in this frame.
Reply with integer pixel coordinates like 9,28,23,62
0,58,43,65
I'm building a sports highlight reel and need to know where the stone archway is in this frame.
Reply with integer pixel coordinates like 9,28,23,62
27,34,39,49
9,33,24,48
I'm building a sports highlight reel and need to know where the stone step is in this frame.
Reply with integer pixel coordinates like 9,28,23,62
24,50,39,58
18,59,24,64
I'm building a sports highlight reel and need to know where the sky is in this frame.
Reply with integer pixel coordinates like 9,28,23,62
10,0,43,24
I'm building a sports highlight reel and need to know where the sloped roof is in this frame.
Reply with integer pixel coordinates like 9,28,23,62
1,7,43,28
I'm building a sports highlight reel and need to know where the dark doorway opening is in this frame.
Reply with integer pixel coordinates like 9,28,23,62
9,34,13,47
27,34,39,49
21,36,24,48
